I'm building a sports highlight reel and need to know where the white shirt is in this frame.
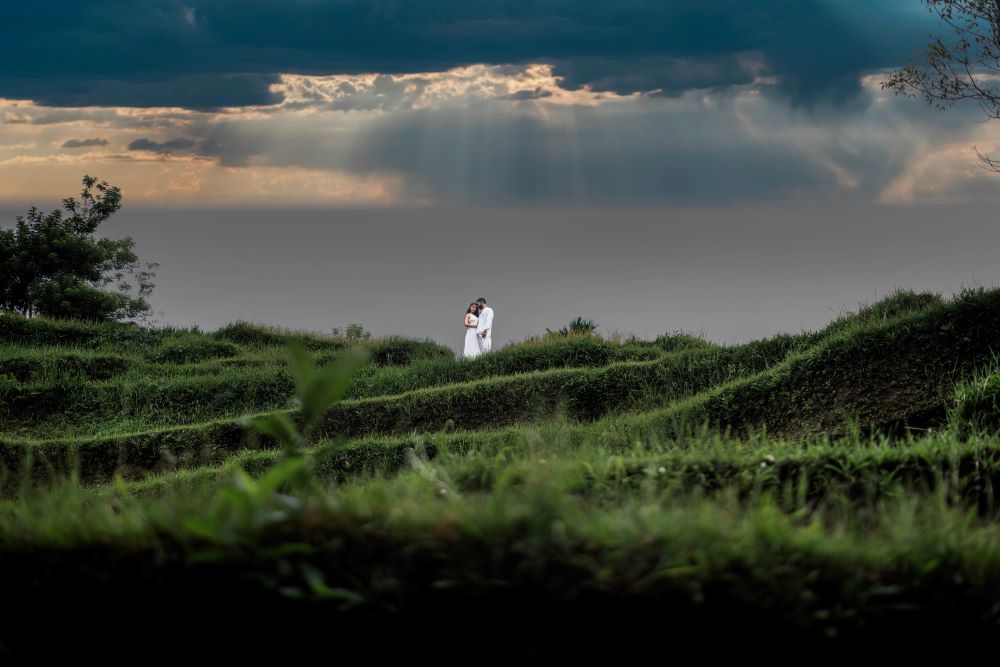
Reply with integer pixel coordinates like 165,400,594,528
476,306,494,336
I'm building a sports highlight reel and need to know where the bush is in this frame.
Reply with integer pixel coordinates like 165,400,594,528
213,321,452,363
331,323,371,342
148,338,241,364
546,316,599,337
211,321,289,348
367,337,455,366
214,321,351,353
654,332,714,353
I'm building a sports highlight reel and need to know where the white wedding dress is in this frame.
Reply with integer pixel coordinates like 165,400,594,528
464,315,482,359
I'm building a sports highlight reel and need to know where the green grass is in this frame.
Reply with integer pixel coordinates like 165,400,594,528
5,432,1000,654
952,365,1000,434
0,328,673,438
4,288,994,487
108,428,1000,520
3,288,1000,655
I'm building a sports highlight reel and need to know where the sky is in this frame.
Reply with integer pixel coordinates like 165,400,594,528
2,1,999,348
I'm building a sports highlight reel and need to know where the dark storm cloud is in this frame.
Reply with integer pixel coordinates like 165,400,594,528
0,1,930,109
2,74,282,111
551,54,762,98
61,138,109,148
128,137,197,153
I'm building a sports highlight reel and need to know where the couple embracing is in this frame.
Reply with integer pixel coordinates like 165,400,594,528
463,297,494,359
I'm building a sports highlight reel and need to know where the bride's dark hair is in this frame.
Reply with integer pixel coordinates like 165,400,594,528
467,302,479,315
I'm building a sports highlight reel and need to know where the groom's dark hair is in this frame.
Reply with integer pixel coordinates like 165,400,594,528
476,297,487,305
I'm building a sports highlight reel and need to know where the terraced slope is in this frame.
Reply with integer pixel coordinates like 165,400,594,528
0,335,814,481
4,289,1000,656
0,288,985,486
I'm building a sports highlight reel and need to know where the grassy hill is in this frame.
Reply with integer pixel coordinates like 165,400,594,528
3,288,1000,657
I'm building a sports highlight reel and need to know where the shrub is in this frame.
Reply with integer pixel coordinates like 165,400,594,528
212,321,288,348
546,317,599,337
148,338,241,364
654,332,714,353
367,337,454,366
213,321,453,363
331,323,371,342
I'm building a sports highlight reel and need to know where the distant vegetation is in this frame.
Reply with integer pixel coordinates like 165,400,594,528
546,316,600,337
331,323,371,342
0,176,155,322
4,287,1000,655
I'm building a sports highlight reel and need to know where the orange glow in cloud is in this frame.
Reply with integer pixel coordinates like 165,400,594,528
0,155,406,206
0,64,627,205
3,66,1000,206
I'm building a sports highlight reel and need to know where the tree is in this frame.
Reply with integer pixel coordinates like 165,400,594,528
883,0,1000,170
0,176,156,321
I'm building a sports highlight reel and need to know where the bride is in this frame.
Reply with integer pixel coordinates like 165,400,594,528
463,302,482,359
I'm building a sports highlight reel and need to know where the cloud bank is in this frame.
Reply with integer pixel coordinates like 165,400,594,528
0,1,930,109
2,68,997,207
2,2,996,208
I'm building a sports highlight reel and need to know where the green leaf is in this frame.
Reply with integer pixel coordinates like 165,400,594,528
257,457,308,496
220,469,260,507
287,339,316,397
262,542,316,558
300,563,365,604
251,508,294,530
248,412,301,448
300,348,370,430
112,473,130,499
187,548,231,563
182,517,221,541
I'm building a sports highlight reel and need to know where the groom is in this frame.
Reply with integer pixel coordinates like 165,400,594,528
475,297,493,353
